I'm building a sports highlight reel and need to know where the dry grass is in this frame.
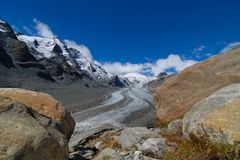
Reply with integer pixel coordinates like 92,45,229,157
88,130,122,151
164,139,240,160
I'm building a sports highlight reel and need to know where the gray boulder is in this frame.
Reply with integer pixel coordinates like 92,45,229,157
140,138,166,158
183,84,240,144
118,127,159,149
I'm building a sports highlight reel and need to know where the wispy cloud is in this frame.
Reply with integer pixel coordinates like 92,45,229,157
33,18,56,38
64,39,93,61
220,42,240,53
192,45,206,58
11,25,20,33
23,26,34,35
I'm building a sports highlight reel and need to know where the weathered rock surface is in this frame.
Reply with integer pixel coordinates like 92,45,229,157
0,95,71,160
0,88,75,139
167,119,183,135
183,84,240,145
118,127,159,149
155,48,240,123
140,138,166,158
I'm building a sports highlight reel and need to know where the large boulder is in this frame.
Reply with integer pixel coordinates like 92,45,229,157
0,95,72,160
0,88,75,139
182,84,240,145
155,48,240,123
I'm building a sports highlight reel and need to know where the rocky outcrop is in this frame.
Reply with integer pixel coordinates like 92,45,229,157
0,88,75,160
109,75,131,88
0,88,75,139
183,84,240,145
155,49,240,123
0,45,14,68
144,72,174,92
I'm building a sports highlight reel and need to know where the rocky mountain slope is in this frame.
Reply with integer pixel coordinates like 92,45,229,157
154,48,240,123
143,72,175,92
0,19,130,88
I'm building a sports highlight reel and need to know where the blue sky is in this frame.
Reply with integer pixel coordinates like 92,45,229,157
0,0,240,77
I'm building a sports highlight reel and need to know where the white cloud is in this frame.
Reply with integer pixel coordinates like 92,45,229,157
23,26,34,35
24,18,198,79
192,45,205,54
64,39,93,61
192,45,206,58
101,62,147,75
150,54,197,76
33,18,56,38
100,54,198,78
220,42,240,53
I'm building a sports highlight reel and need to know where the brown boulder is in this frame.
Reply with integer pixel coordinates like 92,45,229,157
155,48,240,123
0,96,69,160
0,88,75,139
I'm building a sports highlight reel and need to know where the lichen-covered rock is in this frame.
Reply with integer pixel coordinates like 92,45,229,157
0,96,71,160
183,84,240,145
0,88,75,139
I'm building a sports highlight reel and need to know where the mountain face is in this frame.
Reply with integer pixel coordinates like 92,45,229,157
0,19,130,88
154,48,240,123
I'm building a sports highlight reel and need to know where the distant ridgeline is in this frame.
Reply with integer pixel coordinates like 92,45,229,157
0,18,132,88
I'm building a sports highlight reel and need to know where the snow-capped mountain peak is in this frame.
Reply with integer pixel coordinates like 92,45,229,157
18,34,112,82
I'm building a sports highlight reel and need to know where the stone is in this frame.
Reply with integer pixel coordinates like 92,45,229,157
134,151,143,160
133,151,159,160
183,84,240,145
118,127,159,149
95,141,104,152
140,138,166,158
0,88,75,139
155,48,240,123
167,119,183,135
0,96,70,160
151,128,161,134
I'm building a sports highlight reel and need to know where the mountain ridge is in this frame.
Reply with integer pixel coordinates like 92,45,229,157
0,19,132,88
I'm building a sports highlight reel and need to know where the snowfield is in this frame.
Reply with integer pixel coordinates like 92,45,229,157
18,35,112,82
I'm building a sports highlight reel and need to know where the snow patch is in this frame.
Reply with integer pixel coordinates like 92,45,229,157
0,28,6,32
